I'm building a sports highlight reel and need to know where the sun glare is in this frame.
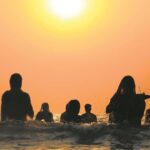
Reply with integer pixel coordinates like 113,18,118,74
49,0,86,19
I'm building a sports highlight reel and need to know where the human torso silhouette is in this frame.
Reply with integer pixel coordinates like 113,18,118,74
106,94,145,125
60,111,81,123
36,111,53,122
60,99,81,123
1,89,34,121
81,113,97,123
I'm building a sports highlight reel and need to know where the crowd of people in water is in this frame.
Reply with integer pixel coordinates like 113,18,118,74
1,73,150,127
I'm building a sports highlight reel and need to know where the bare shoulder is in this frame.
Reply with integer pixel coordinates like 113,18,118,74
21,91,30,97
2,90,11,97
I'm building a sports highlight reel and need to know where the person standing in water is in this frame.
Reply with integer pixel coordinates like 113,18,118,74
81,104,97,123
60,99,81,123
36,103,54,122
1,73,34,121
106,75,150,126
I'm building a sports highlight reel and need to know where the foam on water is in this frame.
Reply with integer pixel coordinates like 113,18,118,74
0,116,150,150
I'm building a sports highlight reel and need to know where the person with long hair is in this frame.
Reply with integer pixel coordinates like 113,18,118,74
60,99,81,123
106,75,150,126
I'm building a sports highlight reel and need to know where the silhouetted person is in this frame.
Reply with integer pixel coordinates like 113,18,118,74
145,109,150,124
106,75,150,126
81,104,97,123
60,103,69,122
1,73,34,121
36,103,54,122
60,99,81,123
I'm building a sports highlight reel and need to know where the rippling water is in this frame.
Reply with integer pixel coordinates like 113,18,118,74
0,115,150,150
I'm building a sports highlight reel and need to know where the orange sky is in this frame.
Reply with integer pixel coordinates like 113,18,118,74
0,0,150,115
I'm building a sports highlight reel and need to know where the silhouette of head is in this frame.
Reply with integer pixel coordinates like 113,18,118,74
117,75,136,95
85,104,91,113
10,73,22,89
67,99,80,115
41,103,49,112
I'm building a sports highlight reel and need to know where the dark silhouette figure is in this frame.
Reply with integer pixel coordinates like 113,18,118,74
60,103,69,122
1,73,34,121
145,109,150,124
81,104,97,123
36,103,54,122
106,75,150,126
60,99,81,123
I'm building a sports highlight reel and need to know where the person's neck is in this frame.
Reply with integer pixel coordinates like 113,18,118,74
11,88,21,91
43,110,49,113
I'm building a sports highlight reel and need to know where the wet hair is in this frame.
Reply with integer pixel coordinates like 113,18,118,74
116,75,136,95
41,103,49,111
67,99,80,115
10,73,22,89
85,104,91,112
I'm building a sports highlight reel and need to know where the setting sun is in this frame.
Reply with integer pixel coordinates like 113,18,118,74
48,0,86,19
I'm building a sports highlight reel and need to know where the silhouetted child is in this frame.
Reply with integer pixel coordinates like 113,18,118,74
81,104,97,123
1,73,34,121
145,109,150,124
36,103,54,122
106,75,150,126
60,99,81,123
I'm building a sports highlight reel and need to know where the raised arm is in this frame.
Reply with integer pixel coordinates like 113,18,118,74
144,95,150,100
137,94,150,100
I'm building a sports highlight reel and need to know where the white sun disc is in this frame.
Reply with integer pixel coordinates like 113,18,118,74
49,0,86,19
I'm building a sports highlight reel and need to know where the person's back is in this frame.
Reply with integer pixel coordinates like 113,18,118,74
1,73,34,121
106,94,132,123
81,104,97,123
106,75,150,126
82,113,97,123
60,111,81,123
36,103,54,122
60,100,81,123
36,111,53,122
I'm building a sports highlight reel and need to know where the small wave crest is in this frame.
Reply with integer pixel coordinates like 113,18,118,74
0,121,150,149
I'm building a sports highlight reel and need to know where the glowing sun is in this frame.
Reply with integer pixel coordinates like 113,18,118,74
49,0,86,19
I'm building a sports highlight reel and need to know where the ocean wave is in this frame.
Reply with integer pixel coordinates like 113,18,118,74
0,121,150,149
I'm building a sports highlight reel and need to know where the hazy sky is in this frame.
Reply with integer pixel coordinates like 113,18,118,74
0,0,150,114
